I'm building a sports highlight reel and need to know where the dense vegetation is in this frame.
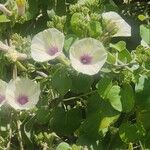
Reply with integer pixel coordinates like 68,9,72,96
0,0,150,149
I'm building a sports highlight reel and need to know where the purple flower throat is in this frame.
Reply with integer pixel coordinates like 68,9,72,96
47,46,58,56
80,54,92,65
0,94,5,103
17,95,29,105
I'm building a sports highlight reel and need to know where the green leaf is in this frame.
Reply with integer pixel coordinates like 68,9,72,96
49,107,82,135
51,68,72,95
119,123,146,143
110,41,126,52
135,75,147,92
26,0,39,20
35,107,50,124
64,34,78,53
49,107,66,135
107,85,122,112
120,84,134,112
65,108,82,134
140,25,150,45
136,77,150,129
88,21,102,38
106,52,116,64
79,93,120,141
71,73,93,94
56,142,72,150
118,49,132,63
70,13,87,37
97,77,112,99
55,0,66,15
103,0,119,11
0,15,10,23
100,115,119,131
72,144,82,150
138,15,146,21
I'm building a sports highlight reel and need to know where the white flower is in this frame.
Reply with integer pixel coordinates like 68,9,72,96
69,38,107,75
0,80,7,107
31,28,64,62
6,78,40,110
102,11,131,37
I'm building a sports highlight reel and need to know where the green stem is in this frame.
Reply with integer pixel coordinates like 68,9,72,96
63,90,97,101
6,112,13,149
17,118,24,150
16,61,27,72
57,54,70,66
117,60,134,73
13,64,17,80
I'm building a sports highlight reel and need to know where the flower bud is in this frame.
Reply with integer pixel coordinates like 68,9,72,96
16,0,26,16
0,41,11,52
6,50,27,62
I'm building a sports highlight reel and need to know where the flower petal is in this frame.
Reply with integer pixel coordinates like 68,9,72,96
6,78,40,110
69,38,107,75
0,79,7,107
102,11,131,37
31,28,64,62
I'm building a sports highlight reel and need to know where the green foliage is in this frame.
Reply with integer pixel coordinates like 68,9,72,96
140,25,150,45
0,0,150,149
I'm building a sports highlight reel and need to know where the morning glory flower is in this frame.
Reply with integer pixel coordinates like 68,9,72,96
31,28,64,62
6,78,40,110
0,80,7,107
102,11,131,37
69,38,107,75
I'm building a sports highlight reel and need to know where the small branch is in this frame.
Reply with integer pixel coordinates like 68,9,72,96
6,128,12,150
63,90,96,102
16,119,24,150
113,62,137,67
13,64,17,80
6,112,13,150
0,3,12,16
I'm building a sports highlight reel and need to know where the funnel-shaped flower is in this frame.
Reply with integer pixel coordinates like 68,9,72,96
31,28,64,62
102,11,131,37
69,38,107,75
6,78,40,110
0,80,7,107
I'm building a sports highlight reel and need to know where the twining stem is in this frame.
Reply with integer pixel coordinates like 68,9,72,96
17,119,24,150
57,54,70,66
6,112,13,150
16,61,27,72
13,64,17,80
63,90,96,101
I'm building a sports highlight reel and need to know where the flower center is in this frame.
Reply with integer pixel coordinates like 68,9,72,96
80,54,92,64
17,95,29,105
47,46,58,56
0,95,5,103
